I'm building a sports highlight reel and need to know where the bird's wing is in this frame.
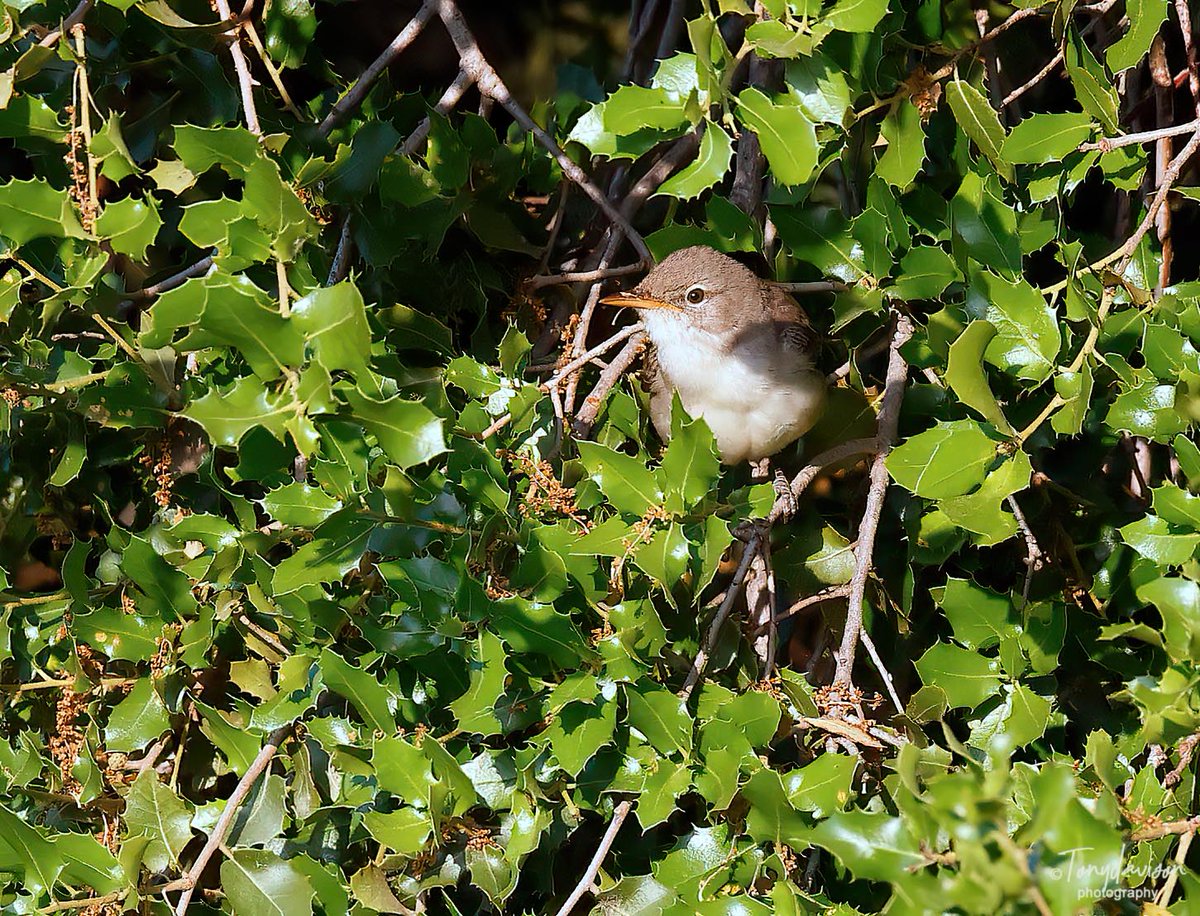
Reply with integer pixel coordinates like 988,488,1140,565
765,286,820,356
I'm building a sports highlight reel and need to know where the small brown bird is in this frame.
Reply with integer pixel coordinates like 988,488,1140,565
601,245,826,470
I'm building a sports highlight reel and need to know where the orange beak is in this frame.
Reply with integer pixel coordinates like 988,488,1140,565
599,292,683,311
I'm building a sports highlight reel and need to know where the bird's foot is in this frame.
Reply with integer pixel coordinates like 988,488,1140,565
771,468,798,521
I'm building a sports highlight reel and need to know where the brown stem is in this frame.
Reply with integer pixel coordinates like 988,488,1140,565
1081,118,1200,151
317,0,437,137
126,255,216,302
569,331,647,437
213,0,260,136
1001,50,1063,109
832,314,913,688
1175,0,1200,117
168,724,292,913
1131,815,1200,842
680,533,763,702
37,0,95,47
397,70,476,157
553,800,634,916
435,0,651,263
768,437,880,525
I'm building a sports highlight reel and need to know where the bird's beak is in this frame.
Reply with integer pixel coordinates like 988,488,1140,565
600,292,683,311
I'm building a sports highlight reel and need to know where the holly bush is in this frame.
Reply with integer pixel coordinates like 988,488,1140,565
2,0,1200,912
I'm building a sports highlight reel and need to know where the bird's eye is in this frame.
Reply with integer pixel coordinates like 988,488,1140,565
686,286,706,305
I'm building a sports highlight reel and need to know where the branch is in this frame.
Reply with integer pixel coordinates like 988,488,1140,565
326,216,353,286
927,5,1044,82
768,437,880,525
553,800,634,916
1080,118,1200,151
317,0,437,137
435,0,652,263
544,323,644,390
832,314,913,688
526,263,643,290
772,584,852,625
1001,49,1063,109
680,532,762,702
123,254,216,306
213,0,260,136
397,70,476,157
1175,0,1200,118
37,0,94,47
168,724,292,913
772,280,849,294
1131,815,1200,843
569,331,647,437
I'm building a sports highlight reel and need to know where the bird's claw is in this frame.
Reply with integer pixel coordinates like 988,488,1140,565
771,468,798,521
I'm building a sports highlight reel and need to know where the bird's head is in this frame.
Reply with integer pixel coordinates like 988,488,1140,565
600,246,763,337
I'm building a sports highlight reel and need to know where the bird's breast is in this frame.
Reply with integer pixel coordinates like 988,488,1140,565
643,315,825,463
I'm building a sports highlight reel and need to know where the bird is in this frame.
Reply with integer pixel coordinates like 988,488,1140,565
600,245,826,482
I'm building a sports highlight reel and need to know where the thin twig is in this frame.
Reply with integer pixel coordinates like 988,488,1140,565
168,724,292,913
436,0,651,263
213,0,260,136
126,255,216,301
1175,0,1200,118
241,20,305,120
326,217,353,286
680,533,762,702
1002,49,1063,108
832,315,913,688
858,628,904,713
570,331,647,436
40,889,129,913
1007,494,1043,604
544,323,644,390
526,263,643,290
317,0,437,137
397,70,476,157
772,584,852,625
768,438,880,525
772,280,849,294
1131,815,1200,842
37,0,95,47
553,800,634,916
1080,118,1200,151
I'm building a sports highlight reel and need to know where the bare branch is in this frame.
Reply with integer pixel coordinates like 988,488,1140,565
772,280,849,294
398,70,476,157
1001,49,1062,109
833,314,913,688
317,0,437,137
544,323,644,391
326,216,353,286
553,800,634,916
1131,815,1200,843
773,584,852,625
570,331,648,437
680,533,762,702
768,437,879,525
213,0,261,136
1175,0,1200,117
125,255,216,303
1080,118,1200,152
37,0,95,47
526,263,643,290
168,724,292,913
435,0,652,263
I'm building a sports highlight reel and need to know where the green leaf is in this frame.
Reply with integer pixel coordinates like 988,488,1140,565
545,698,617,775
372,735,435,804
221,849,315,916
783,753,855,818
449,630,507,734
626,682,692,757
824,0,889,32
950,172,1021,274
94,196,162,259
290,282,374,382
0,178,86,244
1001,113,1093,164
657,121,734,200
185,376,292,448
965,268,1061,382
319,649,394,732
913,642,1002,708
946,78,1011,180
577,441,664,515
890,245,961,300
602,85,690,136
1119,514,1200,566
264,0,316,68
1106,377,1188,441
886,419,999,499
363,808,432,856
489,598,595,667
1065,29,1120,132
807,810,923,882
0,805,64,896
105,679,171,753
935,577,1012,649
735,88,818,186
945,320,1011,431
196,701,261,774
660,404,721,513
342,388,447,470
124,770,193,873
1136,577,1200,662
744,19,813,57
876,101,925,189
1106,0,1169,72
261,482,342,527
